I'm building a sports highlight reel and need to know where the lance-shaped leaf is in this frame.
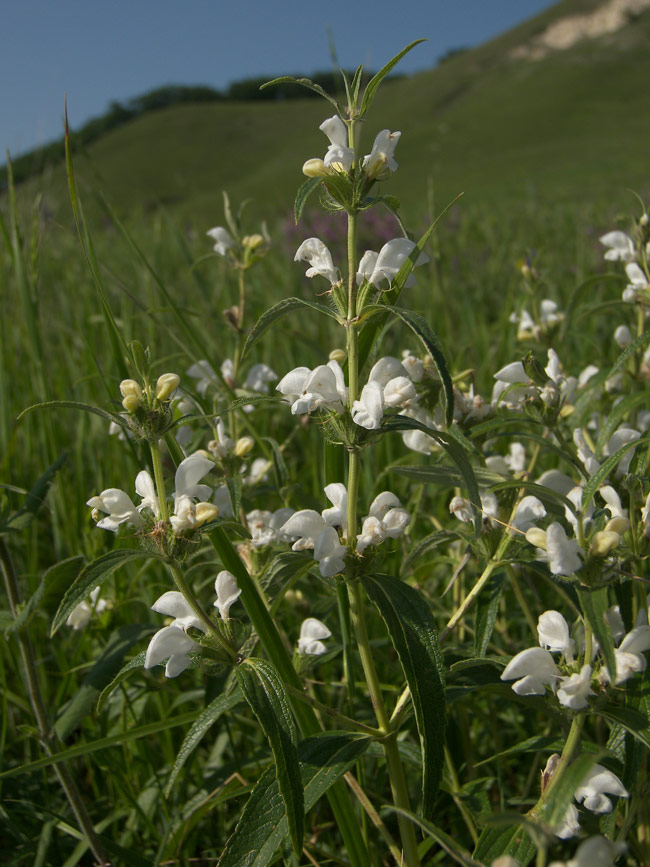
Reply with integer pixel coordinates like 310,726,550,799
220,732,371,867
97,651,147,714
582,433,649,509
7,555,84,634
18,400,130,429
51,549,161,636
540,750,600,831
260,75,341,112
473,818,538,866
362,573,446,816
294,176,324,224
242,297,341,359
386,807,482,866
165,688,243,795
578,585,617,683
359,40,426,117
235,657,303,855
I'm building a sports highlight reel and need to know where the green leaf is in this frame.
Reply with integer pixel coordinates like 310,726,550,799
359,40,426,116
594,391,650,456
262,436,289,490
473,735,565,769
390,463,503,488
473,819,538,865
403,529,460,570
18,400,128,428
385,807,481,866
383,306,454,425
55,624,153,740
294,177,323,224
260,76,341,112
242,297,340,359
96,651,147,714
220,732,371,867
607,330,650,378
474,572,505,657
2,453,68,533
165,688,243,795
226,474,243,522
599,702,650,751
7,555,85,634
578,586,616,683
235,657,303,855
362,573,446,816
582,433,649,509
51,549,159,636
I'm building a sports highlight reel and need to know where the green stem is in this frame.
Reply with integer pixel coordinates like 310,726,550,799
284,683,383,737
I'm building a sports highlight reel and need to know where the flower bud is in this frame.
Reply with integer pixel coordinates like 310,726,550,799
302,158,331,178
641,213,649,227
120,379,142,399
156,373,180,401
242,233,264,251
122,394,141,412
234,436,255,458
525,527,548,549
605,516,630,535
195,502,219,526
591,530,620,557
329,348,347,364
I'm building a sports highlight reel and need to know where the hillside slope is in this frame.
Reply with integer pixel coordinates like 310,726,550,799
14,0,650,227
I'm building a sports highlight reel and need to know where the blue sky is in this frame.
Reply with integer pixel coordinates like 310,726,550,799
3,0,555,156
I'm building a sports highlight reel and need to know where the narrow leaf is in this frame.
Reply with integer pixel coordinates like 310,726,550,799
3,453,68,533
359,40,426,116
165,688,243,795
51,549,159,636
8,555,85,634
18,400,129,428
474,572,505,657
362,573,446,816
582,434,649,508
260,76,341,112
578,586,616,683
386,807,481,866
294,177,323,224
607,330,650,378
97,651,147,714
599,702,650,751
541,751,599,831
236,657,303,854
242,297,340,359
473,820,537,865
220,732,370,867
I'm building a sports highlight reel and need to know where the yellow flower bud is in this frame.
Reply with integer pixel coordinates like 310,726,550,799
525,527,547,549
242,233,264,251
119,379,142,399
329,348,347,364
234,436,255,458
195,502,219,526
156,373,180,401
122,394,141,412
605,516,630,535
302,158,331,178
590,530,620,557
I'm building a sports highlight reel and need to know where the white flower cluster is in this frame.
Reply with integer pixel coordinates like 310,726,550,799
87,453,220,537
144,572,241,678
66,586,111,630
303,115,401,182
501,606,650,704
509,298,563,341
279,484,410,577
600,228,650,303
186,359,276,399
554,759,629,840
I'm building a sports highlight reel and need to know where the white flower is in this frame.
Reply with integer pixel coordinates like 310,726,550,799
173,453,214,504
207,226,236,256
322,483,347,536
244,363,277,393
500,646,560,695
87,487,143,532
549,835,626,867
358,238,429,288
383,376,416,408
319,115,353,172
605,427,640,476
401,351,424,382
186,360,219,396
573,428,600,476
613,324,633,348
246,508,296,547
545,523,583,576
277,361,347,415
135,470,159,517
298,617,332,655
574,764,628,814
512,496,546,532
362,129,401,179
281,510,327,551
210,417,234,459
555,803,581,840
357,516,387,553
623,262,649,301
352,380,385,430
449,496,473,523
557,664,594,710
214,570,241,620
357,492,410,552
66,587,109,630
294,238,339,285
151,591,203,631
368,356,410,387
600,230,635,262
538,610,575,662
144,624,199,678
213,484,234,518
399,405,438,454
313,526,346,576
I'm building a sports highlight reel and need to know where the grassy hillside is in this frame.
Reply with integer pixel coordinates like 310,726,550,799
9,0,650,229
